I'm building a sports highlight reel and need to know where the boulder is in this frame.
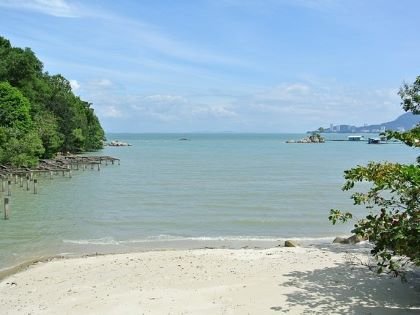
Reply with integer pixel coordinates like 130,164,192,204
332,237,349,244
332,235,366,245
347,234,366,244
284,240,299,247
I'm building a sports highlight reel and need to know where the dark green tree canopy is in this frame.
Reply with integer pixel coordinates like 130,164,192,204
0,35,105,166
0,81,32,131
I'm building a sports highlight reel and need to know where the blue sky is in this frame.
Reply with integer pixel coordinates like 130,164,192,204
0,0,419,132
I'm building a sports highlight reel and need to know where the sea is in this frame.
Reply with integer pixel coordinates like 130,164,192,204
0,133,417,273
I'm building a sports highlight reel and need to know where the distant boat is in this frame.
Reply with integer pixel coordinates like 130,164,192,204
368,138,380,144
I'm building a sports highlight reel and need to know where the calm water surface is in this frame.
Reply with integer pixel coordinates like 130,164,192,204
0,133,417,271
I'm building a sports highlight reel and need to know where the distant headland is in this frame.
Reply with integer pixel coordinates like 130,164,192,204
310,112,419,133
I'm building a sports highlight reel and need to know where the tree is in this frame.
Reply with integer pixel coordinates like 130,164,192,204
33,111,63,158
0,82,44,166
0,128,44,167
329,76,420,278
0,35,105,157
0,81,32,131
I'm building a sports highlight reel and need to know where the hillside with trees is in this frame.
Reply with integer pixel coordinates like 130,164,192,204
0,36,104,167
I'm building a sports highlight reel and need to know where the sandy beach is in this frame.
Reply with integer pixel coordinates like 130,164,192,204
0,246,419,315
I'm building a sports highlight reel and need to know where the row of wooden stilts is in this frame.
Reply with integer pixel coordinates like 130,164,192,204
1,155,120,220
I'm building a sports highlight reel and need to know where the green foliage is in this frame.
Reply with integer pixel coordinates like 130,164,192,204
309,132,325,143
0,35,105,165
0,82,32,131
330,77,420,278
0,128,44,167
33,111,63,158
399,76,420,114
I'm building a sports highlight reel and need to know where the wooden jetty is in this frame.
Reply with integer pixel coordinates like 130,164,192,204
0,155,120,219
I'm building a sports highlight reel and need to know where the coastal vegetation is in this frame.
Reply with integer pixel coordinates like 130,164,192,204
0,36,104,167
330,76,420,278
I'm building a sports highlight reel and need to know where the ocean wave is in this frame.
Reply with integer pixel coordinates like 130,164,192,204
63,237,121,245
63,235,338,245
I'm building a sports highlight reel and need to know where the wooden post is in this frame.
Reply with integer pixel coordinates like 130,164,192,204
69,168,72,178
83,163,86,171
105,159,108,166
1,178,4,192
14,174,18,184
91,163,94,170
19,175,23,188
7,180,11,196
111,160,114,165
50,171,53,180
26,175,30,191
33,179,38,194
97,163,100,171
118,160,120,165
4,197,10,220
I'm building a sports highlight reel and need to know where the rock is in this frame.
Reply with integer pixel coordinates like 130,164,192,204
332,235,367,245
108,140,131,147
347,234,366,244
284,240,299,247
332,237,349,244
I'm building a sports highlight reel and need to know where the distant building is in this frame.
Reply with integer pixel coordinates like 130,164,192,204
380,126,386,133
348,135,363,141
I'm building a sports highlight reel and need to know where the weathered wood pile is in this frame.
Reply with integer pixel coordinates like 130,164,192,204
0,155,120,219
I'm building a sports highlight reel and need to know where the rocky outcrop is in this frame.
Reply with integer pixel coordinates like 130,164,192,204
286,133,325,144
106,140,132,147
284,240,299,247
333,235,367,244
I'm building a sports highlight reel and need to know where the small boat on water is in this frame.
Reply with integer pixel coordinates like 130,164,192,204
368,135,388,144
368,138,380,144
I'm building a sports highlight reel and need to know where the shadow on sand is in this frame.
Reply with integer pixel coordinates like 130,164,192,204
271,258,420,314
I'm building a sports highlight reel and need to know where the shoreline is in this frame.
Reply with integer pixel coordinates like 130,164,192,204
1,245,419,314
0,236,347,281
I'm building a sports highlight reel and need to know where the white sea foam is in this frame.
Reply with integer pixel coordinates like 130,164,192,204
63,235,337,245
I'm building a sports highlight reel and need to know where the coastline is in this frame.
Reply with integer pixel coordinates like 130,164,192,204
0,236,341,280
1,245,419,314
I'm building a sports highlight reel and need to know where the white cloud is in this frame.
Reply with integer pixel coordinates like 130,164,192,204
96,79,113,87
100,106,122,118
128,94,238,122
69,79,80,91
0,0,80,17
75,75,404,132
239,81,403,129
257,83,311,101
92,13,253,69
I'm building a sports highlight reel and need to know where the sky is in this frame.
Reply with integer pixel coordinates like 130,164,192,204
0,0,419,133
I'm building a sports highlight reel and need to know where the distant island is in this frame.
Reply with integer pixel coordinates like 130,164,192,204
310,112,419,133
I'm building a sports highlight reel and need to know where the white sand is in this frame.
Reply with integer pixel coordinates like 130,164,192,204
0,247,419,314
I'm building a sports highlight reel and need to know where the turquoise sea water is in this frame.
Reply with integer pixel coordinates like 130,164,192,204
0,133,417,271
